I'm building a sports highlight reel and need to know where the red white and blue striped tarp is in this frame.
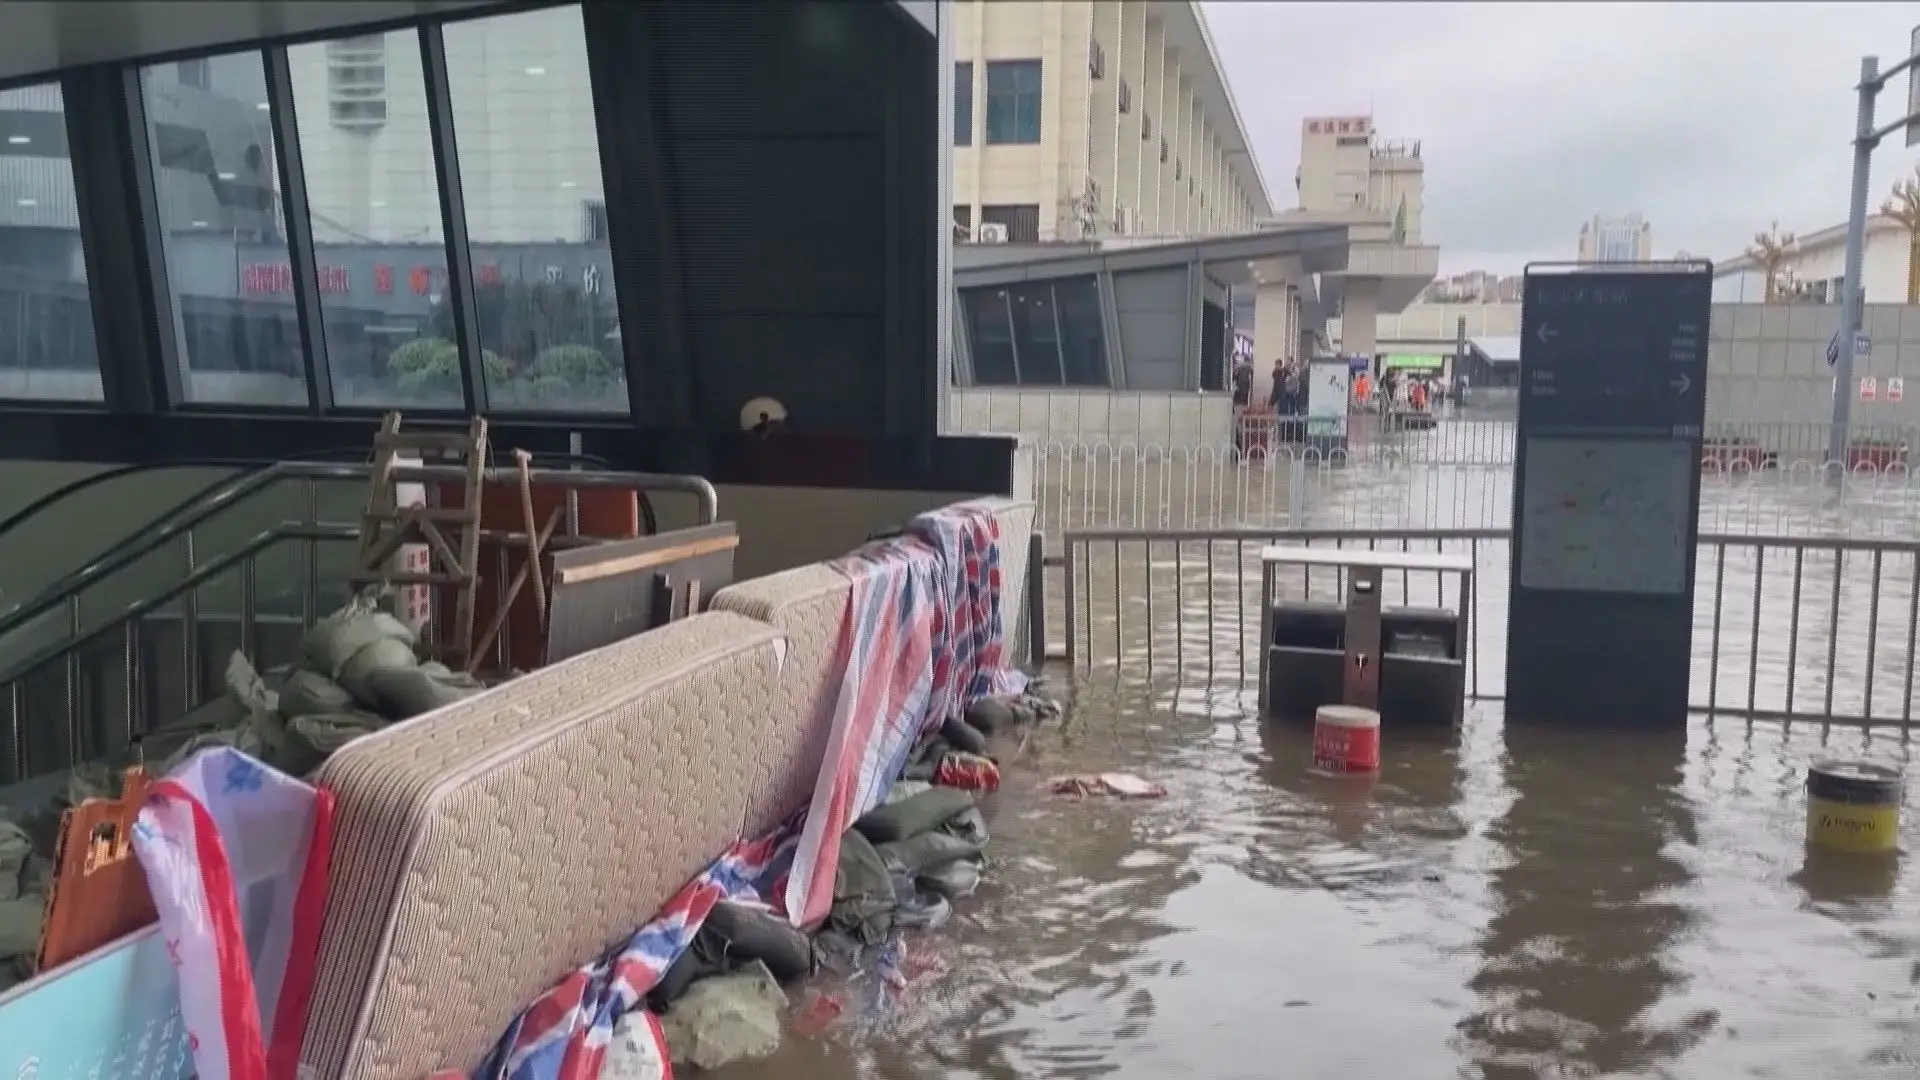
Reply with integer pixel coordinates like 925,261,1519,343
473,502,1024,1080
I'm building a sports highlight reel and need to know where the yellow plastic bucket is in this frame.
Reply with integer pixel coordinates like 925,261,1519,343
1806,758,1904,855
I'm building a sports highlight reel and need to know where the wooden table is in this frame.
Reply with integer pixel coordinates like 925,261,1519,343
1257,545,1476,715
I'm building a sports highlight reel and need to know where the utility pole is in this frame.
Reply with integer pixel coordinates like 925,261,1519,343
1829,29,1920,470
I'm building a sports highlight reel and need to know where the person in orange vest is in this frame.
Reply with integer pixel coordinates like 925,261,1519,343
1409,378,1428,412
1353,370,1370,409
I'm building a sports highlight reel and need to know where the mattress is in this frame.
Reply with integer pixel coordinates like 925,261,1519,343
707,563,850,831
297,611,790,1080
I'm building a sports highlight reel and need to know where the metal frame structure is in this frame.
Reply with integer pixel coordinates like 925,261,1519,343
1053,525,1920,727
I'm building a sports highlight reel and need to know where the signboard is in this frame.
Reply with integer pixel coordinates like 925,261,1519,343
392,453,432,633
1507,262,1712,730
1862,376,1878,401
1890,376,1906,402
1304,116,1371,137
1382,354,1446,371
1307,359,1350,439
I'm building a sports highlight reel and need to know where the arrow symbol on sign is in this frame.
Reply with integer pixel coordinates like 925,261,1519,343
1671,374,1691,395
1535,322,1556,345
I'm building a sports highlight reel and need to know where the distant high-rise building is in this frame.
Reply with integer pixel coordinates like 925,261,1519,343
1578,213,1653,263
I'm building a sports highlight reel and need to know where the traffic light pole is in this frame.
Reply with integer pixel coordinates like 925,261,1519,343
1830,38,1920,472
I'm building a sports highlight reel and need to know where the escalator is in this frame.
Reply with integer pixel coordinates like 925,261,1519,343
0,453,663,789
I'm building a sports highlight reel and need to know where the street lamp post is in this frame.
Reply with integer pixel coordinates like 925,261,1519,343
1829,30,1920,470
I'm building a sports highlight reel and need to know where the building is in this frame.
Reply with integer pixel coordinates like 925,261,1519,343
1577,212,1652,263
1712,215,1919,304
950,0,1272,244
1248,114,1438,367
0,0,961,453
1423,270,1520,305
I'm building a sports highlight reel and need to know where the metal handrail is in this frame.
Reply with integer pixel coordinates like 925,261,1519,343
0,521,360,690
0,461,720,645
2,521,360,780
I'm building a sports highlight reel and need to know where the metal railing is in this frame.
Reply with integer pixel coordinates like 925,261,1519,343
1025,419,1920,540
0,462,723,784
1051,526,1920,726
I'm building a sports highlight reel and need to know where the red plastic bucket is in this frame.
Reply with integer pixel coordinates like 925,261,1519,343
1312,705,1381,774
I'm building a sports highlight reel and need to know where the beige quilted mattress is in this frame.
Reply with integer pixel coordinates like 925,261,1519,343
298,611,794,1080
708,563,850,827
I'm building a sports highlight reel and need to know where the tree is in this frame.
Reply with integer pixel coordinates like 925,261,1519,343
416,276,623,404
1745,222,1797,304
1881,164,1920,303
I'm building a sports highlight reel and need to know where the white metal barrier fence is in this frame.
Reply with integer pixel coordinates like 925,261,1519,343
1043,527,1920,726
1027,418,1920,541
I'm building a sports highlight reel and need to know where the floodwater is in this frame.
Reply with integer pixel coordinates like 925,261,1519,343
723,420,1920,1080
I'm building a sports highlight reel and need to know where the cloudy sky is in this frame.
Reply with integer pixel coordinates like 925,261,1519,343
1205,1,1920,276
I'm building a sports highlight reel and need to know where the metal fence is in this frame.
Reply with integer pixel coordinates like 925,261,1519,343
1026,417,1920,541
1048,527,1920,726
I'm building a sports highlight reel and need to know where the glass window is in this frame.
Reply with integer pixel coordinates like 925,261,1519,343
1054,276,1108,387
444,6,625,413
984,60,1042,145
287,29,460,409
137,54,306,406
953,62,972,146
1006,281,1062,385
0,84,102,401
961,288,1016,385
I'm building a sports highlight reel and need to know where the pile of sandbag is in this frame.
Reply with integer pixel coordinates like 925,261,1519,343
164,595,485,779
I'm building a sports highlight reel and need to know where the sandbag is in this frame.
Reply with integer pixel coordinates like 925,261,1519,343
875,831,982,877
0,818,29,903
301,604,415,681
852,787,975,844
278,670,355,720
940,716,989,755
918,857,982,899
366,662,483,721
335,638,419,704
281,711,387,776
964,696,1017,735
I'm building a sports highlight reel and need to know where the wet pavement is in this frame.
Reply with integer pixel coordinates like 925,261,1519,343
723,420,1920,1079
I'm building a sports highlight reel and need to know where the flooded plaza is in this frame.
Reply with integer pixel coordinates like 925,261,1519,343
723,419,1920,1079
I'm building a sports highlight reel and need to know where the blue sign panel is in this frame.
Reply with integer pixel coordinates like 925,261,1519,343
0,925,191,1080
1506,262,1712,729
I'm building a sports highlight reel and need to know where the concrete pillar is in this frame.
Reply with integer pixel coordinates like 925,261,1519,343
1140,16,1165,234
1114,2,1142,230
1340,277,1381,359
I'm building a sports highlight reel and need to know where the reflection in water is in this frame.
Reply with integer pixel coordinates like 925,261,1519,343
1458,728,1709,1078
730,420,1920,1079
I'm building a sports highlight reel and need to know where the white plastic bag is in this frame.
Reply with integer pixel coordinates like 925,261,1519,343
132,747,335,1080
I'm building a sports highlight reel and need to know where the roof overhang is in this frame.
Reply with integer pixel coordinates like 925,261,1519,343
954,225,1349,289
0,1,510,84
1155,1,1273,217
1320,242,1441,314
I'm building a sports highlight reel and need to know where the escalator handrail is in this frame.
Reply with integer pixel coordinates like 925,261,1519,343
0,522,360,723
0,460,339,641
0,451,376,547
0,451,651,615
0,461,716,646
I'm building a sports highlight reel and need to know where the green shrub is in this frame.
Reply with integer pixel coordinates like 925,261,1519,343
385,337,509,399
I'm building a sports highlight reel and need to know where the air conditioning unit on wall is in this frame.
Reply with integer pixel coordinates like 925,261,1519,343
977,222,1009,243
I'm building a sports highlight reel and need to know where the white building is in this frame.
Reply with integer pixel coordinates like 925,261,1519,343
950,0,1272,243
1577,212,1651,263
288,6,604,246
1713,215,1918,305
1249,114,1438,366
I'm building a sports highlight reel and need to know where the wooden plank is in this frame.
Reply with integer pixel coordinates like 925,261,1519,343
552,533,740,586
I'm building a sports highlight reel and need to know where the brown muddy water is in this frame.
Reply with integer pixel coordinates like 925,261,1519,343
722,435,1920,1079
727,686,1920,1080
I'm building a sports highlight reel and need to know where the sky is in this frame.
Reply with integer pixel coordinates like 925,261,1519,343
1204,1,1920,277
